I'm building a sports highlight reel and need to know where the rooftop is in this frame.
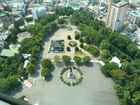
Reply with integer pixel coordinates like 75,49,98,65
0,49,18,57
0,13,6,17
130,11,140,17
113,0,128,7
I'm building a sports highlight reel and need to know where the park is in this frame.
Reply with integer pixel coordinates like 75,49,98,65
12,25,119,105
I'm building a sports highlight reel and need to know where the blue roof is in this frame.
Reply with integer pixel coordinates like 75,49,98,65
116,20,121,22
131,12,140,17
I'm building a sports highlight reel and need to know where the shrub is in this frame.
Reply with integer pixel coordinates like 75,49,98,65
60,67,69,75
77,68,83,75
66,46,71,51
72,82,75,86
75,47,79,52
80,43,84,48
67,35,71,40
66,82,71,86
75,31,80,40
79,38,84,43
60,76,64,82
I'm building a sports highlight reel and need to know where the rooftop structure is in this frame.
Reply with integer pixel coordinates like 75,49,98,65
110,56,121,68
17,31,31,42
50,40,64,52
0,49,18,57
22,54,31,69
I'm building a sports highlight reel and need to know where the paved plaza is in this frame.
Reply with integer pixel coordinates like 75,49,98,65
13,63,119,105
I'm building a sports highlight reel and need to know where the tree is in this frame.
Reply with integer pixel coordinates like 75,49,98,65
75,47,79,52
62,55,71,63
99,40,111,50
53,55,61,64
126,44,137,59
121,62,134,75
73,56,81,64
30,58,37,64
110,69,126,79
17,63,26,77
26,63,36,74
66,46,71,51
67,35,71,40
7,75,19,88
99,49,112,63
41,68,50,77
101,63,119,77
41,59,52,68
57,18,65,25
134,59,140,70
0,79,10,93
79,38,84,43
133,77,140,91
80,43,84,48
75,31,80,40
82,56,91,63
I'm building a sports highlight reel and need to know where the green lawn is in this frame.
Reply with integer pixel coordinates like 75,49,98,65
75,51,86,56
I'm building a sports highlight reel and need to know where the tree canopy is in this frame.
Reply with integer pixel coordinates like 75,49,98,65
62,55,71,63
41,59,52,68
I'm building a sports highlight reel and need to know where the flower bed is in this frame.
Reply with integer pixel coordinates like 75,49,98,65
69,41,77,47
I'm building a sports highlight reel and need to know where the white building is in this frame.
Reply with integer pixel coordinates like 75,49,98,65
110,56,121,68
106,0,129,31
127,11,140,26
32,6,47,20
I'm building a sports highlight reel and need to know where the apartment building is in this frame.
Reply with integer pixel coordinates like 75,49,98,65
32,5,47,20
106,0,129,31
127,11,140,26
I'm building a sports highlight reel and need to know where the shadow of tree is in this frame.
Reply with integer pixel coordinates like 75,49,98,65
31,71,40,78
65,62,74,67
76,62,84,67
8,84,24,96
51,64,55,72
57,62,64,68
45,74,53,82
84,62,94,67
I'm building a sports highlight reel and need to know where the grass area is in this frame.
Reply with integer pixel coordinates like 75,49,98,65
67,26,73,31
75,50,86,56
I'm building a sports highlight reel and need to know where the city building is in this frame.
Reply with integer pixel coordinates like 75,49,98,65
0,4,5,13
0,12,14,29
32,5,47,20
3,3,12,12
14,17,24,26
106,0,129,31
127,11,140,26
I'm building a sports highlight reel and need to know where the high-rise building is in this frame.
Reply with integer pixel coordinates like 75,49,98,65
32,6,47,20
106,0,129,31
